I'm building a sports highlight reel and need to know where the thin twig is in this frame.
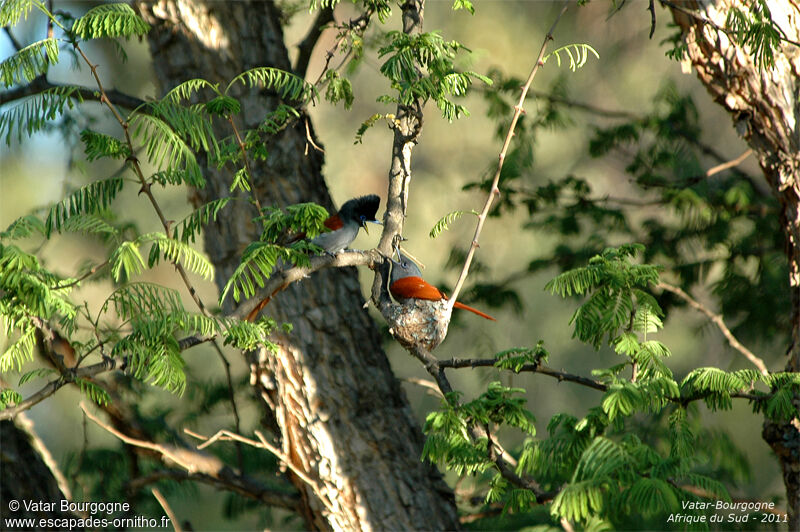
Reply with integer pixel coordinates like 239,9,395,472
227,115,265,215
705,148,752,178
151,488,183,532
657,282,769,376
185,428,336,515
81,402,200,470
0,357,121,421
400,377,443,397
209,341,244,471
127,468,300,511
439,357,608,391
660,0,800,49
449,0,570,306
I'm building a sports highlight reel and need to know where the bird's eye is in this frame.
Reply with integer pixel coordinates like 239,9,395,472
359,215,366,221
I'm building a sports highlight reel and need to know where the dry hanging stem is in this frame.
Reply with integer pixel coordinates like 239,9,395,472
449,0,570,306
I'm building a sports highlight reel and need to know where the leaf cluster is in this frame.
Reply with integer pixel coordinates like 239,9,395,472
378,31,491,121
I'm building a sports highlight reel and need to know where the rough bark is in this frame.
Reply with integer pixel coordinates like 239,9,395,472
670,0,800,525
136,1,460,529
0,416,78,527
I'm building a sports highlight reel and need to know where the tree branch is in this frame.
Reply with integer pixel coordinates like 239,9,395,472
295,7,335,78
439,357,608,391
0,75,147,109
81,403,302,512
126,469,301,512
657,281,770,376
449,0,570,305
185,428,336,515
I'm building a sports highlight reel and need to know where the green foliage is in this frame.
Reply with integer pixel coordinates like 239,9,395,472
77,378,110,406
226,67,315,103
220,242,288,303
110,240,146,282
0,38,59,88
354,113,383,144
58,214,119,237
1,215,46,240
45,177,125,237
258,202,330,242
174,198,232,243
222,318,277,351
139,232,215,281
18,367,56,385
71,4,151,41
0,243,77,372
0,86,83,144
80,129,131,161
494,344,548,372
130,112,205,187
546,244,662,348
429,209,477,238
324,71,354,109
163,78,221,103
542,44,599,72
725,0,782,69
0,0,37,27
378,31,491,121
452,0,475,14
0,388,23,409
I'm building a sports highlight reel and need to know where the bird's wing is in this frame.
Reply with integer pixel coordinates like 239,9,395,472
324,214,344,230
390,277,445,301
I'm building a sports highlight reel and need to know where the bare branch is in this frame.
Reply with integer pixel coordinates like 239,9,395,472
185,428,336,515
439,357,608,392
657,281,770,376
0,75,147,109
0,357,121,421
127,469,300,511
236,248,381,321
449,0,570,305
151,488,182,532
295,7,335,78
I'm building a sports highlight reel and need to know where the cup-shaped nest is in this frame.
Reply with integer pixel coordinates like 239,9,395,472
385,299,452,351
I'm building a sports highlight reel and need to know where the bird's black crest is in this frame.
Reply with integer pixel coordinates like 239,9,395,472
340,194,380,221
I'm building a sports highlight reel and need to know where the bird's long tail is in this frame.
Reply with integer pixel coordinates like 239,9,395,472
453,301,496,321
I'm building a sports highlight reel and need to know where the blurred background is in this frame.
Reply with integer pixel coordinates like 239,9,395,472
1,0,783,529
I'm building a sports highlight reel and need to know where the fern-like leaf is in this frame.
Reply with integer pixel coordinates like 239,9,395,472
0,38,59,88
76,378,110,405
429,210,477,238
543,44,600,72
175,197,232,243
130,113,204,186
44,177,125,236
1,0,37,27
80,129,131,161
1,215,45,240
219,242,284,303
110,241,146,282
72,4,150,40
140,232,214,281
226,67,315,102
0,86,83,145
163,78,220,103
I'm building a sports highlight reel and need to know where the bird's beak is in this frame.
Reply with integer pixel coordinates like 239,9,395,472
362,220,382,234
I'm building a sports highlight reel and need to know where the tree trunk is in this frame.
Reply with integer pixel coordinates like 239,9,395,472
670,0,800,525
137,1,460,529
0,416,78,527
